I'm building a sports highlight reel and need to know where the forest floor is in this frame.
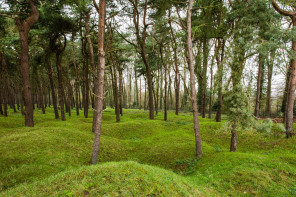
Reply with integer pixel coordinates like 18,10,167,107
1,108,296,196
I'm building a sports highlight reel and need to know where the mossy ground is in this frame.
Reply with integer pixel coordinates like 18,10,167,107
1,107,296,196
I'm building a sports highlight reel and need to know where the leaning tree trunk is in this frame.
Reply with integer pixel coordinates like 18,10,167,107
187,0,202,158
14,0,39,127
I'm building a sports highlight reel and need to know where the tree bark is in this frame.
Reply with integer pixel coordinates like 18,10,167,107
215,39,225,122
47,60,59,119
14,0,39,127
272,1,296,138
169,10,180,115
72,35,80,116
266,50,275,117
187,0,202,158
230,122,237,152
201,37,209,118
119,67,123,115
110,54,120,122
254,53,264,118
91,0,106,165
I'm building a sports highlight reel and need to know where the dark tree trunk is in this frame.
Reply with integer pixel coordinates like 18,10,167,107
14,0,39,126
110,54,120,122
132,0,154,119
34,67,45,114
66,63,73,116
230,122,237,152
187,0,202,158
266,50,275,117
52,34,67,121
47,61,59,119
119,68,123,116
91,0,106,165
72,35,80,116
208,54,214,119
169,10,180,115
254,53,264,118
201,37,209,118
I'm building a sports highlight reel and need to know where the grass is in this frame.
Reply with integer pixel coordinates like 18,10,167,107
1,107,296,196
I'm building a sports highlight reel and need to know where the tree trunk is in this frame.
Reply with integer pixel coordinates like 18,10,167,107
215,39,225,122
119,68,123,115
208,54,214,119
56,51,66,121
201,37,209,118
14,0,39,126
110,54,120,122
66,63,73,116
266,50,275,117
91,0,106,165
230,122,237,152
254,53,264,118
285,39,296,138
169,10,180,115
72,36,80,116
47,61,59,119
187,0,202,158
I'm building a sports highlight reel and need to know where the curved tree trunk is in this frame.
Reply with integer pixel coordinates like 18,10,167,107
14,0,39,127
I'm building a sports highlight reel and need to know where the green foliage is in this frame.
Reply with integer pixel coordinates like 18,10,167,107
254,118,274,134
223,84,254,128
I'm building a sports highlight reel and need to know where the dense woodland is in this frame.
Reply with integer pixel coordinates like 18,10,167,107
1,0,296,196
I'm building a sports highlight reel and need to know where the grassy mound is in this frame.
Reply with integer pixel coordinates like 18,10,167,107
2,161,202,197
1,108,296,196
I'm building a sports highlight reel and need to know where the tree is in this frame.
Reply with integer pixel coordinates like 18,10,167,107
1,0,39,126
272,0,296,138
187,0,202,158
91,0,106,165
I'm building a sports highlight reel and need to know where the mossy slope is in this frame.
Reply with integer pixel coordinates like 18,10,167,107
2,161,203,197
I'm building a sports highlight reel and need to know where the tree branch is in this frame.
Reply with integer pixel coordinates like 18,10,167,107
272,1,295,17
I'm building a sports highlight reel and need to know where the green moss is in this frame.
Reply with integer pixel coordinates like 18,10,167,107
1,108,296,196
2,161,205,197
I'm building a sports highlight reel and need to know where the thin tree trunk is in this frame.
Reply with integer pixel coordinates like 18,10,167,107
53,35,67,121
66,63,73,116
201,37,209,118
110,54,120,122
208,54,214,119
119,68,123,116
266,51,275,117
169,10,180,115
215,39,225,122
255,53,264,118
187,0,202,158
72,35,80,116
47,61,59,119
91,0,106,165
